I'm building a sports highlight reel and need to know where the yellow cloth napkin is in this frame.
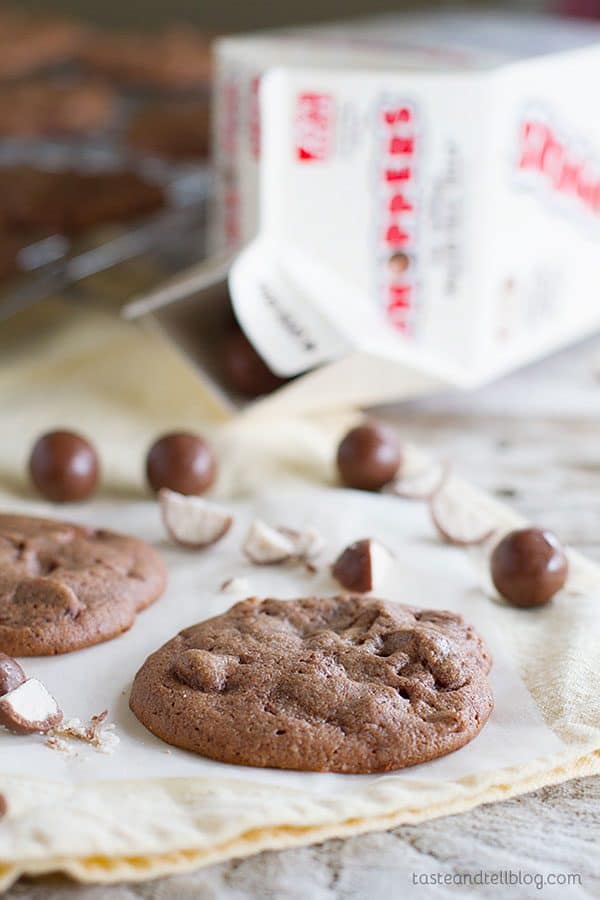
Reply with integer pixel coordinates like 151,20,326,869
0,302,598,890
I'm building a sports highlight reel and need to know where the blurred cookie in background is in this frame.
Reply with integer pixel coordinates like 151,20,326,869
49,169,166,234
81,26,213,90
0,11,213,303
0,81,116,138
125,100,210,162
0,166,166,237
0,10,83,79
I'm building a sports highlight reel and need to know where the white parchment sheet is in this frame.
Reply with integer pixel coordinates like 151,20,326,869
0,485,564,791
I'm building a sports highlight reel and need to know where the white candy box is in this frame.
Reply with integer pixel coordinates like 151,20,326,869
127,11,600,418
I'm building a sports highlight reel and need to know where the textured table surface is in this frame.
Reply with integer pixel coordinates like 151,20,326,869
8,332,600,899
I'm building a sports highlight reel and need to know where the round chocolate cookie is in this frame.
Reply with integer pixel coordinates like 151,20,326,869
130,595,493,773
0,514,166,656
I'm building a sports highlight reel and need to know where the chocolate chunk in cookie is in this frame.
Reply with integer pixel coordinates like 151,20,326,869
0,514,166,656
130,595,493,774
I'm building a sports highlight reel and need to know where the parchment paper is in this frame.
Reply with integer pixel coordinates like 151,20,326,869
0,485,564,788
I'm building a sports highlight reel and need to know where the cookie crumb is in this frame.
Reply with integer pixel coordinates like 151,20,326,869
45,710,119,756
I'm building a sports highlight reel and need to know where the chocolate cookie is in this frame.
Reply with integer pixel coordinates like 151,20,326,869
0,11,82,79
0,166,165,236
125,101,210,162
0,514,166,656
0,82,116,138
130,595,493,773
81,26,212,90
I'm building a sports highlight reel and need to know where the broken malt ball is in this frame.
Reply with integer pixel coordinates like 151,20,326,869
331,539,394,593
160,488,233,548
0,652,26,696
0,678,63,735
430,482,496,546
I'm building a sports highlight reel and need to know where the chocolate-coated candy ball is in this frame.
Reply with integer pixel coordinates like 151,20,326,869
146,432,217,495
222,329,286,398
29,430,99,502
490,527,568,608
336,422,402,491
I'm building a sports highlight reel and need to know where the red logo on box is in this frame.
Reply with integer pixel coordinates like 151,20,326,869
518,117,600,217
295,93,333,162
373,101,419,336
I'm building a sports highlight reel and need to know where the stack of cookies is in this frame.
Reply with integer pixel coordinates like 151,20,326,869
0,8,213,288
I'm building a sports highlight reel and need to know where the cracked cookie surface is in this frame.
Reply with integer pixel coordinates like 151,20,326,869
0,514,167,656
130,595,493,773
